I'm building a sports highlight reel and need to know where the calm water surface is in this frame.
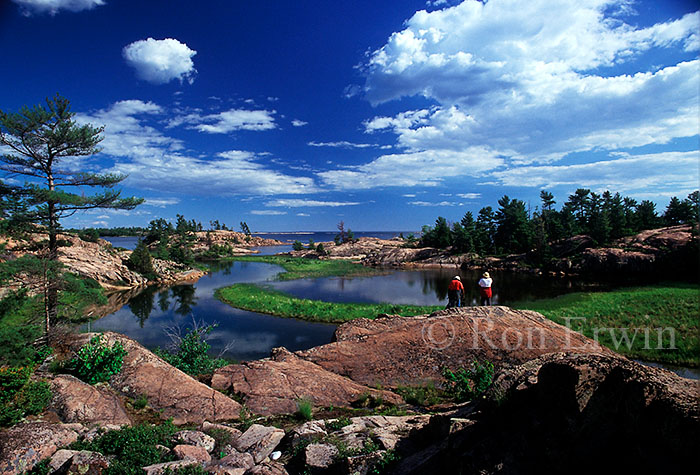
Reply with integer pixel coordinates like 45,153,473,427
95,236,698,379
84,259,336,361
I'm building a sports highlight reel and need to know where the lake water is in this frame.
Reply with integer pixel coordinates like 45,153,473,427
95,235,699,379
84,260,337,361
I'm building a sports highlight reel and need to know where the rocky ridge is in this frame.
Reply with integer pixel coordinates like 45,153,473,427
1,309,697,474
289,226,698,278
0,232,205,291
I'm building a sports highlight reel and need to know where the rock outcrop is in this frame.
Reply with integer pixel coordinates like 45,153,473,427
70,332,241,425
297,307,611,388
296,226,698,280
0,232,205,291
579,224,698,277
212,347,402,416
393,352,700,474
192,230,284,256
0,422,84,475
47,374,131,426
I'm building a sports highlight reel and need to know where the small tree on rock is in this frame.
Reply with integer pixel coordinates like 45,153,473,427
0,94,143,335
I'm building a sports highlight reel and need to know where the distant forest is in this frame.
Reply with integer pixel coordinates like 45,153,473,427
419,189,699,257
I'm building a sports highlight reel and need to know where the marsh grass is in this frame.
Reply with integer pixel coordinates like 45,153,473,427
512,282,699,366
215,283,442,323
229,255,380,280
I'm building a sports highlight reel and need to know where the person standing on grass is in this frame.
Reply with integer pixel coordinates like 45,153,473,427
447,275,465,308
478,271,493,306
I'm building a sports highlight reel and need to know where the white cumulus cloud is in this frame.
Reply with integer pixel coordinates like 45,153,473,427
169,109,277,133
266,199,361,207
12,0,104,16
340,0,700,191
489,151,700,197
77,101,317,196
123,38,197,85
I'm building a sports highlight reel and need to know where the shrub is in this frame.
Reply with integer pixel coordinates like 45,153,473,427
67,334,127,385
0,366,52,426
292,240,304,251
316,243,327,255
326,416,352,431
127,240,156,279
78,228,100,243
154,325,228,376
442,360,494,402
295,397,313,421
396,382,444,406
70,422,178,475
0,323,43,367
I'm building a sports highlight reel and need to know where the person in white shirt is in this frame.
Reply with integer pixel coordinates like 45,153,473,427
478,271,493,306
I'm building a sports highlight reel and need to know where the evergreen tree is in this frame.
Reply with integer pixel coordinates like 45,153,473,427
0,94,143,334
564,188,591,234
494,196,533,253
421,216,452,248
588,192,611,245
664,197,686,225
540,190,564,241
452,212,475,253
636,200,660,230
127,240,155,279
603,191,627,239
475,206,496,254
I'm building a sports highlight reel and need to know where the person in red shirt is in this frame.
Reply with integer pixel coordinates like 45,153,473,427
447,275,465,308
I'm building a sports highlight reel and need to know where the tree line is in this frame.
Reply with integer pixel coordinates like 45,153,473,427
420,189,699,257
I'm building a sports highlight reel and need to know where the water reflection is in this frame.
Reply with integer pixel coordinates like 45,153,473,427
269,268,615,307
85,260,337,361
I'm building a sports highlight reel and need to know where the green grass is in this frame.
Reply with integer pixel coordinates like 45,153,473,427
512,282,700,367
215,283,442,323
229,255,381,280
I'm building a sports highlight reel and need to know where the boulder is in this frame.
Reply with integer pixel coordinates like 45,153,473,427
290,420,328,442
0,422,82,475
212,347,402,416
206,467,246,475
392,352,700,474
48,449,80,473
70,332,241,425
142,460,199,475
173,430,216,453
173,444,211,463
232,424,285,464
214,451,255,470
298,307,610,388
56,450,111,474
305,443,339,469
245,462,289,475
48,374,131,426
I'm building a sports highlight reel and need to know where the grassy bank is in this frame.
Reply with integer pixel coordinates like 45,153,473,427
229,255,381,280
215,283,442,323
512,283,699,367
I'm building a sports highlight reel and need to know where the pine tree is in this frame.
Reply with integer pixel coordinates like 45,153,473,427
128,240,155,279
0,94,143,334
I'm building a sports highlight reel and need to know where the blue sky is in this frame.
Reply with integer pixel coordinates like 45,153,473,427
1,0,698,232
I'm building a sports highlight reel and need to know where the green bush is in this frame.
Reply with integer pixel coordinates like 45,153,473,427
154,325,228,376
326,416,351,431
442,360,494,402
396,381,444,406
127,240,157,279
292,240,304,251
295,397,313,421
0,366,52,427
67,334,127,385
78,228,100,243
70,422,178,475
